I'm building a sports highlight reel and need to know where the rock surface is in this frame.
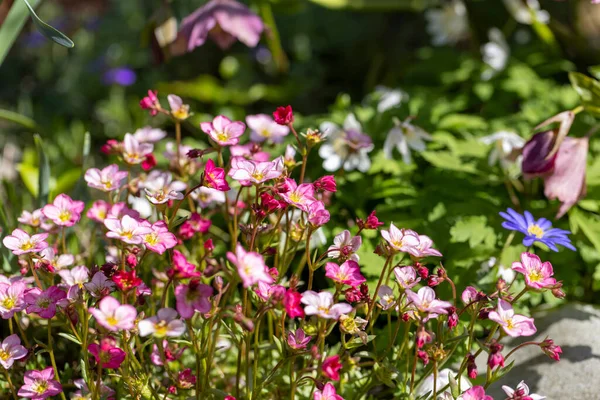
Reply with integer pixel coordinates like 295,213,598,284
484,303,600,399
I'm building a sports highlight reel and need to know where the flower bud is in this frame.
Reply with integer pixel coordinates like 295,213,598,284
466,353,477,379
273,105,294,125
540,338,562,361
417,350,429,365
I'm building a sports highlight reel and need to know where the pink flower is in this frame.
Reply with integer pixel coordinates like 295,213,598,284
0,334,28,369
24,286,66,319
112,270,143,292
381,224,421,256
502,380,545,400
314,175,337,193
17,209,48,229
488,299,537,337
18,367,63,399
539,338,562,361
42,194,85,227
358,210,384,230
204,159,230,191
179,212,212,239
86,201,109,222
168,94,190,120
175,280,213,319
88,338,126,369
458,386,493,400
139,90,160,116
104,215,153,245
143,170,187,204
461,286,479,304
73,379,115,400
246,114,289,143
84,164,128,192
273,105,294,126
122,133,154,165
58,266,90,288
173,0,264,52
106,202,140,220
414,235,443,257
89,296,137,331
142,221,178,255
84,272,115,298
230,143,271,161
322,355,342,381
280,178,316,211
255,281,286,302
227,243,273,288
284,289,304,318
511,252,556,290
325,261,366,287
301,291,353,320
138,308,186,338
393,266,420,289
307,201,330,227
287,328,311,350
2,229,48,255
314,382,343,400
405,286,452,320
201,115,246,146
169,250,201,279
229,157,284,184
0,281,27,319
150,340,185,366
133,126,167,143
34,247,74,272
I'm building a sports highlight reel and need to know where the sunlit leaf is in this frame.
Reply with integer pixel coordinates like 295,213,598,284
21,0,74,48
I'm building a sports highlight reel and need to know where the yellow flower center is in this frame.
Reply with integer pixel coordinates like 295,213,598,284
251,172,265,181
392,240,404,248
172,107,189,120
154,322,168,337
260,129,271,137
216,132,229,143
527,224,544,238
121,230,134,240
289,193,301,203
58,210,72,223
102,180,113,190
106,316,119,326
145,233,159,246
0,349,10,361
505,319,514,330
2,297,15,310
317,306,330,315
528,270,543,282
32,380,48,394
19,240,35,251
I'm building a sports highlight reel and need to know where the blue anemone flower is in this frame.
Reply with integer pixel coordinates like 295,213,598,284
499,208,575,252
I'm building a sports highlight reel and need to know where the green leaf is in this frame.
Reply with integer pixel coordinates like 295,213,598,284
34,134,50,207
51,169,82,198
438,114,488,132
21,0,74,48
0,0,40,66
569,208,600,253
450,216,497,248
17,164,39,197
568,72,600,117
0,109,39,131
421,151,478,174
57,332,82,345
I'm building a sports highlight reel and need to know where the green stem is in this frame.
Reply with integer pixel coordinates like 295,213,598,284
47,323,67,400
257,0,289,73
368,255,393,328
2,366,18,400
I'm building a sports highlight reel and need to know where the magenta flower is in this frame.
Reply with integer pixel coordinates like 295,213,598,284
458,386,493,400
246,114,289,143
405,286,452,320
325,261,366,288
169,250,201,279
273,105,294,125
204,159,230,191
139,90,160,116
150,340,185,366
141,221,178,255
143,170,187,204
175,280,213,319
228,157,284,184
255,281,285,302
381,224,421,256
24,286,66,319
301,291,353,320
122,133,153,165
501,380,545,400
488,299,537,337
307,201,331,227
279,178,316,211
89,296,137,331
174,0,264,52
328,230,361,262
511,252,556,290
18,367,63,399
87,200,110,222
393,266,421,289
0,281,27,319
42,194,85,227
88,339,126,369
284,289,305,318
0,334,28,369
104,215,153,245
2,229,48,255
227,243,273,288
287,328,311,350
322,355,342,381
314,382,343,400
84,164,128,192
138,308,186,338
414,235,443,258
201,115,246,146
540,338,562,361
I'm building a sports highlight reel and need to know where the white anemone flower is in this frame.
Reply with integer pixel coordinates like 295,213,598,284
481,28,509,80
479,131,525,169
383,118,432,164
425,0,469,46
318,114,373,173
503,0,549,25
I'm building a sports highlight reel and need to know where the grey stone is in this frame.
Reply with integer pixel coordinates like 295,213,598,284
483,303,600,400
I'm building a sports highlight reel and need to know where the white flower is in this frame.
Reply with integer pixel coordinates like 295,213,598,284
479,131,525,169
368,86,408,113
415,369,471,399
503,0,549,25
133,126,167,143
143,170,187,205
192,187,226,209
502,380,546,400
383,118,432,164
481,28,509,80
425,0,469,46
319,114,373,173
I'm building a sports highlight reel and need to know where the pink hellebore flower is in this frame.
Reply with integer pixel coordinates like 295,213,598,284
381,224,421,256
2,229,48,255
0,281,27,319
405,287,452,319
201,115,246,146
328,230,361,262
122,133,154,165
88,339,126,369
89,296,137,331
18,367,63,399
25,286,66,319
168,94,190,120
138,308,186,338
84,164,128,192
204,159,230,191
280,178,316,211
307,201,330,227
512,252,556,290
175,280,213,319
287,328,311,350
488,299,537,337
104,215,153,245
314,382,344,400
301,291,353,320
246,114,289,143
229,157,284,184
502,380,546,400
173,0,264,52
325,261,366,287
458,386,493,400
42,194,85,227
415,235,443,257
322,355,342,381
227,243,273,288
143,170,187,204
142,221,178,255
0,334,28,369
393,266,421,289
170,250,201,279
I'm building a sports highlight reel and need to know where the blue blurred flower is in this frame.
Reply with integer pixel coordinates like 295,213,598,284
499,208,575,252
103,67,137,86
